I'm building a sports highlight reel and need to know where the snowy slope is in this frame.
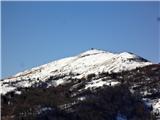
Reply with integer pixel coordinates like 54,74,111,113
1,49,152,94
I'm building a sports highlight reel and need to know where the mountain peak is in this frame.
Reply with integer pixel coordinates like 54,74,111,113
79,48,107,56
79,49,146,62
118,52,138,58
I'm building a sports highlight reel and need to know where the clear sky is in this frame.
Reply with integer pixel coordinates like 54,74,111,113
1,1,159,78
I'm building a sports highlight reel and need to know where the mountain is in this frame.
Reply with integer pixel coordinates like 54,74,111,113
1,49,160,120
1,49,151,94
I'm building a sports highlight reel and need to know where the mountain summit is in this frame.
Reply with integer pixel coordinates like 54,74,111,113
1,49,151,94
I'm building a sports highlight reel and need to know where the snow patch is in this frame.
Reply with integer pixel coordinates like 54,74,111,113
1,85,16,95
85,79,120,89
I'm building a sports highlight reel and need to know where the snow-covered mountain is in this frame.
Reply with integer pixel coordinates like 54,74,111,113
1,49,160,120
1,49,151,95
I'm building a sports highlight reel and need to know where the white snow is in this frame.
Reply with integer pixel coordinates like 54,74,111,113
52,79,68,87
85,79,120,89
79,49,106,56
15,91,21,95
1,49,152,94
118,52,137,59
1,85,16,95
143,98,160,117
152,99,160,114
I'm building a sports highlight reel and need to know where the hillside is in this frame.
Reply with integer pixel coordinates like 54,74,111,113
1,49,159,120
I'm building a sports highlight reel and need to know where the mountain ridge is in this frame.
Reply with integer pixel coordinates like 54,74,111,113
1,49,152,95
5,49,151,79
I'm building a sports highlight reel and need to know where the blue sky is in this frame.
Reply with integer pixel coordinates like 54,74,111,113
2,1,159,78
